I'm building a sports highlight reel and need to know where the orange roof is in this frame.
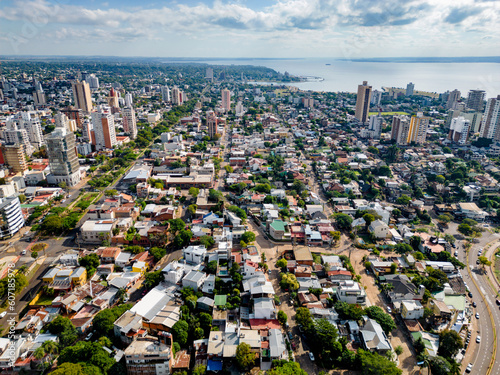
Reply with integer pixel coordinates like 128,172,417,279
249,319,280,330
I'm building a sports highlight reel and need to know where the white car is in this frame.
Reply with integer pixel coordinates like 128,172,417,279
476,336,481,343
466,363,473,373
476,313,480,319
308,352,315,361
387,306,392,314
0,311,7,318
21,250,26,255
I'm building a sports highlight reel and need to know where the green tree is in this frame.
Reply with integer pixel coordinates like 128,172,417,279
276,258,288,269
478,256,492,272
357,349,402,375
192,365,207,375
267,361,307,375
235,342,255,370
199,235,215,248
435,175,446,184
395,345,403,356
364,306,396,334
41,215,63,234
149,247,167,262
188,204,197,215
168,218,186,234
31,251,38,259
173,229,193,248
438,330,463,359
51,363,84,375
363,213,375,226
396,195,411,206
79,253,100,276
206,260,218,274
279,273,299,291
444,234,456,245
330,230,341,243
104,189,118,196
394,243,413,255
277,310,287,325
241,231,256,244
144,270,165,288
437,214,452,225
189,187,200,198
334,213,353,231
172,320,189,346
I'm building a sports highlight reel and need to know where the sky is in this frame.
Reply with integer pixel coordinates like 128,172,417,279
0,0,498,58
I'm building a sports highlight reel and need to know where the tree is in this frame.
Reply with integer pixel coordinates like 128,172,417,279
357,349,402,375
241,231,256,244
51,363,84,375
93,304,132,337
79,253,100,276
334,213,353,231
189,187,200,198
173,229,193,248
438,329,464,358
437,214,452,225
363,213,375,226
279,273,299,291
330,230,341,243
390,262,397,274
364,306,396,334
457,223,473,237
58,341,115,373
18,194,27,203
396,195,411,206
149,247,167,262
409,235,422,250
267,361,307,375
478,256,492,272
235,342,255,370
395,345,403,356
31,251,38,259
277,310,287,325
334,301,364,321
436,175,446,184
429,356,457,375
188,204,197,215
394,243,412,255
104,189,118,196
199,235,215,248
206,260,218,274
444,234,456,245
168,218,186,234
276,258,288,269
172,320,189,346
199,312,213,335
46,316,77,347
144,270,164,288
41,215,63,234
192,365,207,375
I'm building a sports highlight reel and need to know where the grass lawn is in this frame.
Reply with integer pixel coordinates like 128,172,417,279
494,250,500,285
35,294,55,305
81,192,99,202
368,111,410,116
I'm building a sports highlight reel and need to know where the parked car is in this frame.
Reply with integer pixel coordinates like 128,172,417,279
476,313,480,319
386,306,392,314
21,250,26,255
476,336,481,343
288,332,293,341
472,302,477,308
469,292,473,298
466,363,473,373
496,299,500,305
0,311,7,318
308,352,315,361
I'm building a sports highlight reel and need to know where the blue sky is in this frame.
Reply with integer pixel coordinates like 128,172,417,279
0,0,498,57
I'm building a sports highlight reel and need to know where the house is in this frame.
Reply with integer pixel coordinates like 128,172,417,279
183,245,207,265
359,318,393,354
124,337,172,375
457,202,487,222
113,310,144,344
253,297,275,319
269,220,287,240
368,220,390,239
401,300,424,320
197,296,214,312
80,220,116,243
99,247,122,263
266,329,287,363
182,271,207,291
293,247,313,266
383,275,425,304
336,280,366,304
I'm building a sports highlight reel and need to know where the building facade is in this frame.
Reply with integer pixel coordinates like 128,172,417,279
45,125,81,187
355,81,372,124
72,80,93,112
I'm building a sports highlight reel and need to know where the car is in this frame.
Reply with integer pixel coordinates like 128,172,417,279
308,352,315,361
0,311,7,318
466,363,473,373
497,299,500,305
476,313,480,319
387,306,392,314
469,292,473,298
21,250,26,255
472,302,477,308
476,259,480,265
451,243,456,248
454,251,458,257
85,332,93,341
288,332,293,341
476,336,481,343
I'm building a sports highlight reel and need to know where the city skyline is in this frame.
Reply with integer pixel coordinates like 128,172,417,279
0,0,499,57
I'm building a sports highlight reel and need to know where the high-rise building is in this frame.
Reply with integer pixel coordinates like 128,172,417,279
122,106,137,140
91,108,117,150
1,144,27,174
235,101,245,117
0,197,25,239
45,125,81,186
33,89,46,106
161,85,170,102
370,90,382,106
446,89,461,109
19,114,44,149
171,86,183,105
207,111,218,139
448,116,471,145
367,115,383,139
406,82,415,96
107,88,120,109
125,93,133,107
221,89,231,112
72,80,93,112
479,95,500,140
2,121,33,156
82,120,92,142
466,90,486,112
407,113,430,144
87,74,99,90
62,106,83,128
391,115,411,145
354,81,372,124
206,67,214,80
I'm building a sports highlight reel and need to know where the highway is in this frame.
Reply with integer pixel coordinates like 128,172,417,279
458,232,500,375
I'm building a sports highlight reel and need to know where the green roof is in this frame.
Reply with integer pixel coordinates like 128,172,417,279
443,295,466,311
214,295,227,306
270,220,286,232
21,203,42,208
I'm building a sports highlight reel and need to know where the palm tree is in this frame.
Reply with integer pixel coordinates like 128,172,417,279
41,340,58,357
33,347,45,360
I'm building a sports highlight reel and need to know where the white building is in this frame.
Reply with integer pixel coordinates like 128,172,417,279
80,219,116,243
161,85,170,102
401,300,424,320
183,245,207,265
368,220,390,239
182,270,207,291
0,197,24,239
336,280,366,304
91,108,117,150
122,106,137,140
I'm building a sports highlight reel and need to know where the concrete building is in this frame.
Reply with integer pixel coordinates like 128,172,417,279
406,82,414,96
1,144,27,173
0,197,24,239
361,114,383,139
336,280,366,304
466,89,485,112
161,85,170,102
80,220,116,243
355,81,372,124
33,89,46,106
401,300,424,320
124,337,172,375
45,125,81,187
207,111,218,139
72,80,93,112
480,95,500,140
221,89,231,112
171,86,183,105
407,113,429,144
206,67,214,80
448,116,471,145
87,74,99,90
391,115,410,145
107,88,120,109
122,106,138,140
446,89,461,110
370,89,382,106
125,93,133,107
92,108,117,150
